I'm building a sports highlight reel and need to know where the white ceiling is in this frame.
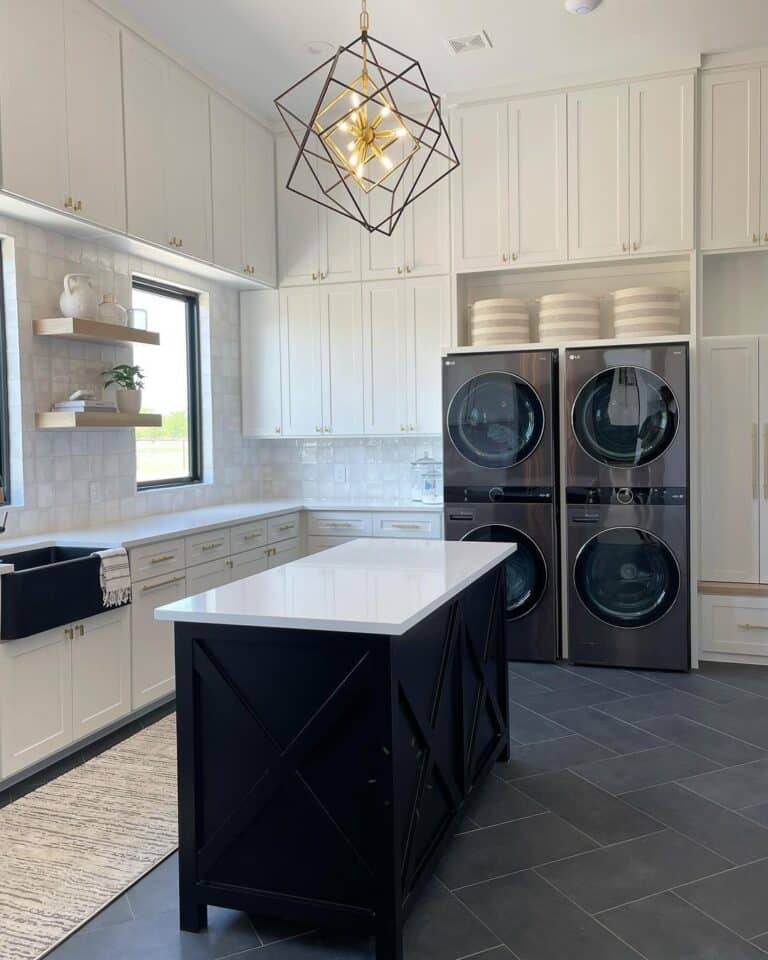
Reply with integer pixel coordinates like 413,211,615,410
112,0,768,120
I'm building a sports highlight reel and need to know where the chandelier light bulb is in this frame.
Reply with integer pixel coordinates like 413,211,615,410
396,127,407,138
381,155,393,170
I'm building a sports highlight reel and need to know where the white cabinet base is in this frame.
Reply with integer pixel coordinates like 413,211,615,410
72,607,131,740
701,593,768,663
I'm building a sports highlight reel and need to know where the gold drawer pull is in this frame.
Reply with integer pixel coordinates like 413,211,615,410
150,554,175,564
327,521,353,528
391,522,421,529
738,623,768,630
201,541,224,552
64,626,74,640
278,523,294,531
243,532,262,541
143,575,185,592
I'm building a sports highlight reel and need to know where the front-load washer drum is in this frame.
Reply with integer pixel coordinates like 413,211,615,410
574,527,680,628
447,372,545,469
461,523,547,620
572,366,678,468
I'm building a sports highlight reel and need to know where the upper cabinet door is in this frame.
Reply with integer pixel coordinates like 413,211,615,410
629,74,694,256
404,169,450,277
211,95,246,275
362,281,407,435
63,0,126,232
700,337,760,583
164,63,212,262
761,69,768,245
701,68,762,251
241,290,282,438
0,0,68,210
123,32,168,246
279,287,324,436
321,284,364,435
508,93,567,265
244,117,277,286
452,103,510,270
320,209,361,284
405,277,450,435
567,84,630,260
277,136,321,286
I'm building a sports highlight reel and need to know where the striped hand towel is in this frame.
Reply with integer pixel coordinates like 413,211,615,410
93,548,132,607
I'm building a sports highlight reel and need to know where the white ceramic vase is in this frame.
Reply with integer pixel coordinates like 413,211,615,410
116,389,142,415
59,274,98,319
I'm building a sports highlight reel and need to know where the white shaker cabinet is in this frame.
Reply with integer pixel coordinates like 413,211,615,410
241,290,283,437
701,68,762,251
629,74,694,255
63,0,126,232
404,276,450,434
452,103,509,271
123,32,213,259
0,0,125,230
762,68,768,248
0,625,73,777
279,287,324,436
131,570,186,709
568,84,630,260
362,281,408,435
700,337,760,583
320,284,365,435
71,607,131,740
508,93,568,266
244,116,277,286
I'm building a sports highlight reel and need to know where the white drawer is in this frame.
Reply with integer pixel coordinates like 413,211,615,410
229,547,269,580
129,538,185,582
307,535,358,555
231,519,267,555
372,512,442,539
701,594,768,659
186,556,231,595
185,528,231,567
267,513,301,543
307,512,372,537
267,537,301,568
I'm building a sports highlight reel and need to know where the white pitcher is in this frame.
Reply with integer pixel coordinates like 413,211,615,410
59,274,98,319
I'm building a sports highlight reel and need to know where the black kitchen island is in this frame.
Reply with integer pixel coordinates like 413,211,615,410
156,538,514,959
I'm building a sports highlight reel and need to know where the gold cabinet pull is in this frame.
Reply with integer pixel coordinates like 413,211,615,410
243,532,262,541
64,626,74,640
201,540,224,552
622,243,628,252
406,265,412,273
77,624,84,636
501,253,508,263
142,575,184,592
392,522,420,529
327,521,353,528
274,426,281,434
169,237,177,247
177,238,183,248
764,233,768,243
397,266,403,274
74,200,83,212
150,554,175,564
632,241,639,251
753,233,759,243
64,196,74,209
278,523,294,531
512,252,518,261
225,559,234,569
738,623,768,630
312,272,318,280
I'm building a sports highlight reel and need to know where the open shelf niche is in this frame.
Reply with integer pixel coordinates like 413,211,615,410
454,254,693,351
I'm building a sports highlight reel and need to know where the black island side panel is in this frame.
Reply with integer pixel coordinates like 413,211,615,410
174,563,509,960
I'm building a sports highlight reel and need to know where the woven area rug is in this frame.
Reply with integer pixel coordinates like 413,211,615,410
0,715,178,960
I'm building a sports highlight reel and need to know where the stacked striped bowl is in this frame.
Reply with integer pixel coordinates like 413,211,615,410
538,293,601,342
470,298,530,346
612,286,681,339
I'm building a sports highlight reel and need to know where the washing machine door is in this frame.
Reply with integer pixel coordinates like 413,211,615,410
572,366,678,468
574,527,680,628
447,372,545,469
461,524,547,620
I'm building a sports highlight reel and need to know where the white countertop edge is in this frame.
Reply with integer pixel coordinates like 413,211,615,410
155,541,516,636
0,499,445,554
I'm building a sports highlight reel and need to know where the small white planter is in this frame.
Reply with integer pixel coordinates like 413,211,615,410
116,389,142,415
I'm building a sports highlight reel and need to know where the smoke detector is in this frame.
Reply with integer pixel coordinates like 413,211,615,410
565,0,602,13
444,31,493,56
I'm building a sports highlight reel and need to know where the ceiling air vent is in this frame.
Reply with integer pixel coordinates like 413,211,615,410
444,31,492,56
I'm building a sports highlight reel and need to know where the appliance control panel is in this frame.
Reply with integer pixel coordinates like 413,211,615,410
444,485,553,504
566,487,687,506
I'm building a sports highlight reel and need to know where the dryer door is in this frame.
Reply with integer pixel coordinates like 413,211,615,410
574,527,680,628
447,372,545,470
462,524,547,620
572,366,678,468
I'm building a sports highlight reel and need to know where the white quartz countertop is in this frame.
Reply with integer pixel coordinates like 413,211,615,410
155,538,515,636
0,498,445,555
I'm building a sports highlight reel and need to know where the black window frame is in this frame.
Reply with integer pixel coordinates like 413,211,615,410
133,277,203,491
0,249,10,506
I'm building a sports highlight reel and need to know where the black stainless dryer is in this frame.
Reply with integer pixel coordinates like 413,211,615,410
443,350,558,489
444,487,560,663
565,343,688,489
566,488,689,671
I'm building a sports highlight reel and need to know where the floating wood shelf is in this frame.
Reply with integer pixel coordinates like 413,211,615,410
698,581,768,597
35,411,163,430
34,317,160,347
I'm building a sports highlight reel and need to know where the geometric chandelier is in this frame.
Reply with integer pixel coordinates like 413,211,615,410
274,0,460,236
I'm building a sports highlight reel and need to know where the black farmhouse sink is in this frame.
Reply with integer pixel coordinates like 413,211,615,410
0,545,128,641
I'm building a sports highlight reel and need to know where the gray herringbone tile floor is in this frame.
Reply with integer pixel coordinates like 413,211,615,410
48,661,768,959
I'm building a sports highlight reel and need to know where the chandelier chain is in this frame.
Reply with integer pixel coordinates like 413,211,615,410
360,0,369,34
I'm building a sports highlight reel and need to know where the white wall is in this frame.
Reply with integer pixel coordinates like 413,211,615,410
0,213,263,537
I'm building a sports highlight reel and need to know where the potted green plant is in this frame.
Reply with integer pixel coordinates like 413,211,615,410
103,364,145,415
